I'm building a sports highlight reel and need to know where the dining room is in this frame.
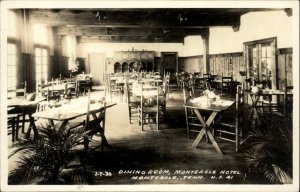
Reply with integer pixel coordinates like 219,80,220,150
1,1,298,191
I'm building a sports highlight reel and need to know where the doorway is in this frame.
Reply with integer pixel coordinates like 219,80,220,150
161,52,178,83
87,52,106,85
244,37,277,89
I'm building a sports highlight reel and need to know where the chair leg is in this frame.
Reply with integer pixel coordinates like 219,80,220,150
128,107,132,124
235,126,239,152
141,112,144,131
22,113,25,133
11,117,15,142
156,113,159,130
15,115,21,141
84,137,89,152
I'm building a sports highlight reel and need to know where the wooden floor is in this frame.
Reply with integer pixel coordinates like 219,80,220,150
84,86,264,184
8,86,270,184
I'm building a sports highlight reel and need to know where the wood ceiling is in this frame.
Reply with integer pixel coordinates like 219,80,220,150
26,8,284,43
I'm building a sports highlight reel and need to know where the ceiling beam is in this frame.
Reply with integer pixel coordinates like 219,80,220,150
28,9,241,28
79,36,184,43
56,26,208,37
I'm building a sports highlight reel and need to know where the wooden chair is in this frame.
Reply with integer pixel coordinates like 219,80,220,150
203,73,211,78
182,80,194,102
125,80,139,123
138,83,166,131
284,85,293,118
215,85,244,152
183,86,204,139
221,75,233,96
68,89,108,152
256,80,279,112
163,74,170,99
64,80,79,99
7,82,27,99
194,77,209,96
78,76,92,96
7,82,29,135
107,74,121,102
178,72,188,88
7,112,20,142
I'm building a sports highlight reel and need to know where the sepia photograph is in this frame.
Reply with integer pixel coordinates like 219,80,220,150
0,0,299,191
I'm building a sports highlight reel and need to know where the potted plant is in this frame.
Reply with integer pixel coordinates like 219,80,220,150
243,113,293,184
8,123,95,184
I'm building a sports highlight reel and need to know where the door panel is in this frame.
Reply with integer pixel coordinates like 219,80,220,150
88,53,106,85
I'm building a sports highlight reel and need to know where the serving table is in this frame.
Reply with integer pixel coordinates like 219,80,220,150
184,98,235,155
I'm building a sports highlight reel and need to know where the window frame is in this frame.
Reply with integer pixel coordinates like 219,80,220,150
34,45,49,89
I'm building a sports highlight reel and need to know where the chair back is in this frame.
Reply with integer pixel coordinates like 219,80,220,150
194,77,208,95
85,89,106,131
7,81,27,99
182,82,193,104
64,80,79,99
222,76,233,82
139,81,166,130
125,79,135,104
203,73,211,78
255,80,269,89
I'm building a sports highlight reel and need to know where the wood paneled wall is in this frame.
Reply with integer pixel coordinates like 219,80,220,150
181,48,292,86
277,48,293,88
209,52,244,82
182,55,204,74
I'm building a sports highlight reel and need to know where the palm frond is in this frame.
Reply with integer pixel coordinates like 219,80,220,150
243,113,293,184
9,122,96,184
272,164,293,184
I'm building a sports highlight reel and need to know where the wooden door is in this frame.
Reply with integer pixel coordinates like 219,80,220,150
161,52,178,83
87,52,106,85
244,37,277,89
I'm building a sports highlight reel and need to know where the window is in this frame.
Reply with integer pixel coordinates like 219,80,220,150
261,43,272,82
35,47,48,87
7,43,17,98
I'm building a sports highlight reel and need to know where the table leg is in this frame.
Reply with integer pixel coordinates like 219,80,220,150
57,120,69,130
48,119,55,127
192,110,222,154
192,128,206,148
207,130,223,155
249,95,261,129
89,111,110,150
24,114,38,141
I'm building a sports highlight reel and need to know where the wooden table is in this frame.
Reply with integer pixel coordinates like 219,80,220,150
184,99,235,155
32,101,116,147
41,83,75,93
132,85,164,97
8,97,46,140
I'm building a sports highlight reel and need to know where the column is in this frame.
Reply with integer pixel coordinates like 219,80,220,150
201,29,210,74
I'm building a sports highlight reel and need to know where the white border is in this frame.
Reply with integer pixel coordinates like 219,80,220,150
0,1,299,192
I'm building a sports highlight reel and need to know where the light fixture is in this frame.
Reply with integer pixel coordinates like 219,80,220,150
178,13,188,23
162,28,170,34
95,11,108,22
